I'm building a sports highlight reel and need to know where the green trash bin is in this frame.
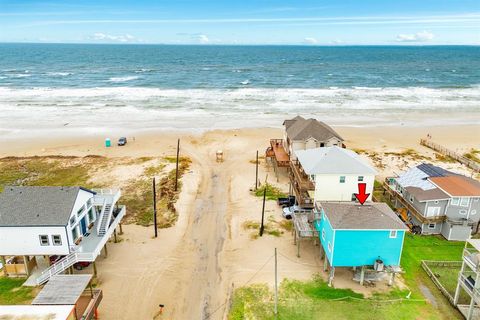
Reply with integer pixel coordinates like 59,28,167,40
105,138,111,147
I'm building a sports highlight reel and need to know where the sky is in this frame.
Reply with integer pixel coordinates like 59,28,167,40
0,0,479,45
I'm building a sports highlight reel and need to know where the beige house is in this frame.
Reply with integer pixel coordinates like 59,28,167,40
283,116,344,160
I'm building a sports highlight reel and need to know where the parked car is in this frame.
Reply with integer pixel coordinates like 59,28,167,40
118,137,127,146
282,205,311,220
277,195,296,207
49,255,91,270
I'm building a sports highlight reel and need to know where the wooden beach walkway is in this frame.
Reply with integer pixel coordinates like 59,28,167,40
420,139,480,172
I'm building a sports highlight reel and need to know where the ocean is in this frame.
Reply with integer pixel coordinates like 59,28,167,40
0,44,479,133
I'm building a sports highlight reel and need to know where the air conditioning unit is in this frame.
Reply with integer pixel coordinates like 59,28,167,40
374,258,384,272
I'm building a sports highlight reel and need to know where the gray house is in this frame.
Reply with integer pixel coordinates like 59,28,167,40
386,164,480,241
283,116,344,160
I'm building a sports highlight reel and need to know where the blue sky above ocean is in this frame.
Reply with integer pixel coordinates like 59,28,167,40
0,0,479,45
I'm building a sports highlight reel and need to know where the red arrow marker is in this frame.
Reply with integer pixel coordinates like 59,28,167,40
354,183,370,205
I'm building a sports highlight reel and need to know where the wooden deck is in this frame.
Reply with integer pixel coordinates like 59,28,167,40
290,160,315,190
266,139,290,167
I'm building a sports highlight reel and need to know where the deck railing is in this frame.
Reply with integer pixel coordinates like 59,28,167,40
81,289,103,320
290,161,315,190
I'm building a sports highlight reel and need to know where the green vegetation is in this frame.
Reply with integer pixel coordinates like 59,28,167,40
464,149,480,163
229,234,465,319
0,156,191,228
124,157,191,227
0,277,35,305
435,153,457,163
426,263,470,305
253,183,287,201
229,276,435,320
242,216,292,239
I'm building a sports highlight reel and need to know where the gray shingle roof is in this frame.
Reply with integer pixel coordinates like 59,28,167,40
0,186,93,226
318,201,408,230
405,186,449,202
286,117,343,142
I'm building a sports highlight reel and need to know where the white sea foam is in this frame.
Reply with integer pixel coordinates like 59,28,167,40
107,76,139,83
47,72,72,77
0,86,478,131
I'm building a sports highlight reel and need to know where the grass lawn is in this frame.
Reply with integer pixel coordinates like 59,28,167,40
0,277,35,305
228,234,466,319
427,263,471,305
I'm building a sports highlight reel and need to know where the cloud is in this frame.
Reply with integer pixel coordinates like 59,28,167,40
90,32,137,43
396,30,434,42
197,34,210,44
331,39,343,44
303,37,318,44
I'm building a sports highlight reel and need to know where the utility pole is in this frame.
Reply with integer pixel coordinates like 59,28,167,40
175,138,180,191
255,150,259,190
274,247,278,318
259,179,267,237
153,177,158,238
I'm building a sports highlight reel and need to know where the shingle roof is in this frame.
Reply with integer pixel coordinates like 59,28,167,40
295,147,377,175
285,117,343,142
32,275,92,305
318,201,408,230
429,176,480,197
405,186,449,201
0,186,94,226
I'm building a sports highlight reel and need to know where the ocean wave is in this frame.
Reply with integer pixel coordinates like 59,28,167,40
107,76,140,83
47,72,72,77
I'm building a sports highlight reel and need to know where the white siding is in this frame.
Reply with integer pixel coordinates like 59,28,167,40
313,174,375,202
0,226,69,256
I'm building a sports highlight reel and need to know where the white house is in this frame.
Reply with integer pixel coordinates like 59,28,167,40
283,116,344,160
294,147,377,202
0,186,125,284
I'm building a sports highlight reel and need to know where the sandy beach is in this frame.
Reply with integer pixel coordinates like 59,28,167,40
1,124,479,319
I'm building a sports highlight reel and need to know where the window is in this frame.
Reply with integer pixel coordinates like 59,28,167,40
339,176,346,183
328,242,332,252
428,223,436,230
88,208,95,223
389,230,397,238
310,175,316,182
410,196,414,203
72,227,79,241
351,194,357,201
322,230,326,240
39,235,49,246
434,200,439,204
52,235,62,246
459,210,467,215
320,143,325,147
471,210,477,215
451,198,460,206
77,205,85,216
460,198,470,207
69,216,76,226
87,199,92,207
358,176,364,182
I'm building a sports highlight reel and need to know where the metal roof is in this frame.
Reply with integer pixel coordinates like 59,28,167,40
32,275,93,305
295,147,377,175
0,186,94,226
430,176,480,197
318,201,408,230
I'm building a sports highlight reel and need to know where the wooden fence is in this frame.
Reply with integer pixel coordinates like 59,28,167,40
420,139,480,172
421,260,462,306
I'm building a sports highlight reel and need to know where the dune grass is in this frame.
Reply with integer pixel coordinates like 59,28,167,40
253,183,287,201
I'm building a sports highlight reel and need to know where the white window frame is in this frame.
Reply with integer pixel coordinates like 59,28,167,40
459,209,467,215
410,196,414,203
52,235,62,246
460,198,470,207
434,200,439,204
339,176,346,183
428,223,436,230
389,230,397,238
358,176,364,182
328,242,332,252
471,210,477,215
451,198,460,206
39,235,49,246
322,229,326,241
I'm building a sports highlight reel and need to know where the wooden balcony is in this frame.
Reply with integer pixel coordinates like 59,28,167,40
290,160,315,191
383,180,445,224
266,139,290,167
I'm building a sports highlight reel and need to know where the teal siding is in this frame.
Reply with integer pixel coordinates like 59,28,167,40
315,210,335,265
331,230,405,267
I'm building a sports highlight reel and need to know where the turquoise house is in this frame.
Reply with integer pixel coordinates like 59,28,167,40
315,201,408,285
